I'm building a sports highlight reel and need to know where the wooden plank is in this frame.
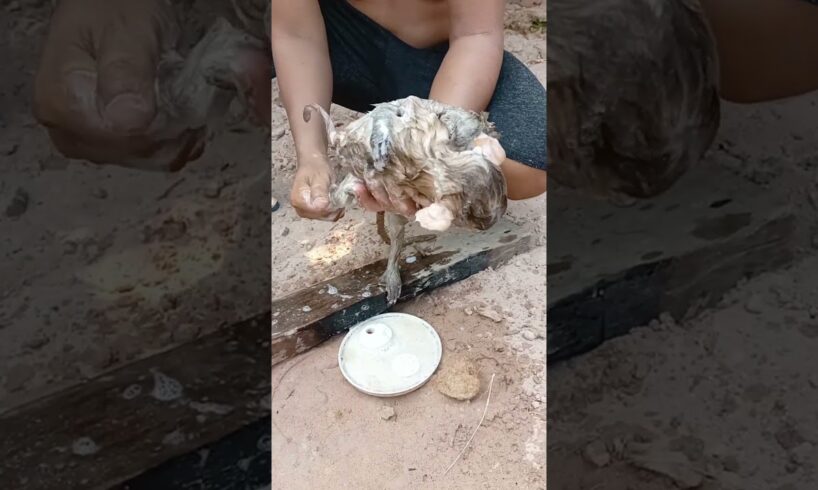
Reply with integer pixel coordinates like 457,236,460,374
0,312,271,490
547,166,796,362
272,218,533,366
115,416,270,490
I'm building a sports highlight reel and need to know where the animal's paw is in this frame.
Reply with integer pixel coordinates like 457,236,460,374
472,134,506,167
415,203,453,231
380,268,402,306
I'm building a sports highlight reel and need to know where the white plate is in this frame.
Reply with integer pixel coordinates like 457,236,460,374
338,313,442,397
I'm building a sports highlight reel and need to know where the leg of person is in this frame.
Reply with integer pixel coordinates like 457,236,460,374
700,0,818,102
486,53,547,200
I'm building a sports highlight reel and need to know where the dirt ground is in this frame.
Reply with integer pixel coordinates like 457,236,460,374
547,93,818,488
0,1,271,409
270,3,547,489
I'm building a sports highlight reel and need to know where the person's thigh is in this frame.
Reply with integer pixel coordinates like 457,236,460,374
486,53,547,170
700,0,818,102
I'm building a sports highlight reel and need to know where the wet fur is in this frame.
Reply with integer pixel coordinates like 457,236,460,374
303,96,508,304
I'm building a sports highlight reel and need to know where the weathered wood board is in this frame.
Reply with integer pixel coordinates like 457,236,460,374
0,312,271,490
547,166,796,362
272,218,533,366
115,416,271,489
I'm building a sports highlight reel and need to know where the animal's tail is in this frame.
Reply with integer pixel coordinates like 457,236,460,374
302,104,337,145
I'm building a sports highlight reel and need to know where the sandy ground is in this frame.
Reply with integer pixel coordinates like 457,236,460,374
270,3,547,489
547,92,818,488
0,2,271,409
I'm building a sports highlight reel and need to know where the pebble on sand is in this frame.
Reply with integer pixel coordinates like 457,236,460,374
378,406,396,421
4,187,29,218
582,440,611,468
435,356,481,401
476,307,504,323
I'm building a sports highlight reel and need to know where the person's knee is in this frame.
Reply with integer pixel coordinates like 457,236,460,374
531,168,547,196
504,158,547,200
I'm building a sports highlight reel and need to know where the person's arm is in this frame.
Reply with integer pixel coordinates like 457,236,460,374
270,0,331,160
429,0,505,111
271,0,339,219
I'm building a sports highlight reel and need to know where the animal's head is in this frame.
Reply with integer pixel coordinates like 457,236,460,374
458,158,508,231
439,145,508,231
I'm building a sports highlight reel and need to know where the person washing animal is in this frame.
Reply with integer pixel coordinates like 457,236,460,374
270,0,546,221
32,0,818,210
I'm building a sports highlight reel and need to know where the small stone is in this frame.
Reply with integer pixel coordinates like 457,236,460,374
378,406,396,421
744,294,766,314
203,180,222,198
522,329,538,341
22,336,49,350
628,450,703,488
582,440,611,467
721,454,740,473
775,426,805,451
476,307,503,323
1,141,18,155
788,442,813,465
436,356,481,401
464,307,474,316
40,154,68,170
90,187,108,199
272,126,286,139
281,227,290,237
5,187,29,218
405,256,417,264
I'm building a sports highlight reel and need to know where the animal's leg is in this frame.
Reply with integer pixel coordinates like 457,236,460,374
379,212,407,306
376,211,390,245
377,211,435,245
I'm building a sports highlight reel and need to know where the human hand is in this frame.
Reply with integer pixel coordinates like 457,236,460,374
351,181,418,217
33,0,270,171
290,154,344,221
472,133,506,166
32,0,193,169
